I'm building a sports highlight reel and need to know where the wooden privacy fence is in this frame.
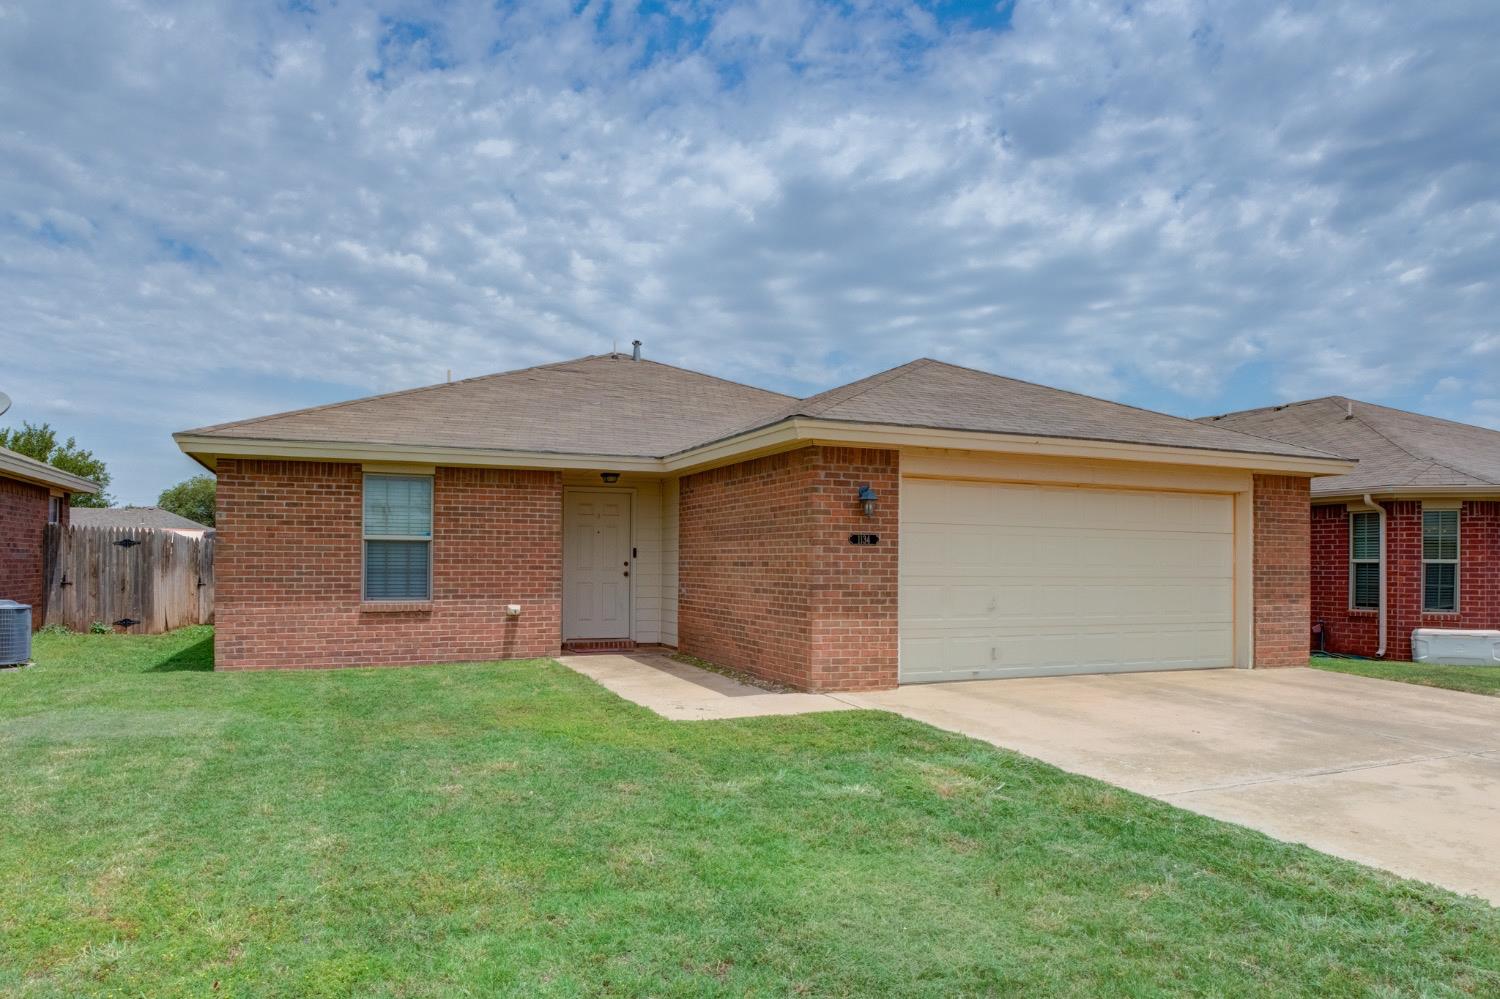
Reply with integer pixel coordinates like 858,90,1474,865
42,524,214,633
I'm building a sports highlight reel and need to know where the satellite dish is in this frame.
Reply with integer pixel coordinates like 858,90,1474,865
0,392,9,418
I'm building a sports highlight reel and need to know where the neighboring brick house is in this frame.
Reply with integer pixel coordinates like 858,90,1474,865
175,353,1351,689
0,445,99,628
1202,396,1500,660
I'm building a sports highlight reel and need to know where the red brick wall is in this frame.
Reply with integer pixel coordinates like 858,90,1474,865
1311,500,1500,660
678,445,898,691
1253,474,1311,667
807,448,899,690
215,459,562,670
0,476,52,628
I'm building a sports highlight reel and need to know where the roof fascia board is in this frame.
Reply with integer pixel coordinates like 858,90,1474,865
180,418,1356,479
0,451,100,493
173,435,663,474
1315,485,1500,504
782,420,1355,476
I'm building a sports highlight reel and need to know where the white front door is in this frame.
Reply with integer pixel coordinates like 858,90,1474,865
563,490,632,640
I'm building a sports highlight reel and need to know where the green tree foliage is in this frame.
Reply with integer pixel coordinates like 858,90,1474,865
157,474,216,527
0,421,113,506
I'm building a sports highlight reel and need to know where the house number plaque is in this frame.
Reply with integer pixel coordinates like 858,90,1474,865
848,533,880,545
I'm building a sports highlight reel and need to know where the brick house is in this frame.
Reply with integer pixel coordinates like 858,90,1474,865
0,445,99,627
175,354,1351,690
1202,396,1500,660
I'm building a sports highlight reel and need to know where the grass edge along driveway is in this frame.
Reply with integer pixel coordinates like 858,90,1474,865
1312,655,1500,697
2,627,1497,998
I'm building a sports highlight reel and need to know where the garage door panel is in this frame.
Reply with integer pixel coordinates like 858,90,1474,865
901,479,1235,682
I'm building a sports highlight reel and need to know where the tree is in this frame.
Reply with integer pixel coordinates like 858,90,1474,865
158,474,216,527
0,421,113,506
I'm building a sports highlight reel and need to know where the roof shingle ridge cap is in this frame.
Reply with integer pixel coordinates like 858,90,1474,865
668,359,935,452
1197,396,1347,422
795,358,936,417
907,358,1347,460
178,354,617,436
180,353,796,438
627,356,797,400
1350,401,1500,486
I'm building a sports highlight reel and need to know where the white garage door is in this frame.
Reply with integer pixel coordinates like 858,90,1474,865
900,479,1235,683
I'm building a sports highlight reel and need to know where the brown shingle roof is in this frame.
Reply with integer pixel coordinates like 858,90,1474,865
690,359,1340,461
70,507,212,531
1199,396,1500,495
182,354,795,458
181,354,1342,464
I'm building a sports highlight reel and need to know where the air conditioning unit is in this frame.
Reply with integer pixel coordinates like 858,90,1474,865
0,600,32,666
1411,628,1500,667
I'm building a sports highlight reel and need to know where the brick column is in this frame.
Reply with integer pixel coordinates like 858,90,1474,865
678,445,899,691
1253,473,1311,667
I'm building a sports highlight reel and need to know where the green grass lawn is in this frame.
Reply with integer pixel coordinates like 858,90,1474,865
1312,655,1500,697
3,631,1497,998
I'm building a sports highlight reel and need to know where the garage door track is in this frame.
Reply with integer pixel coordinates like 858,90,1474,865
842,667,1500,904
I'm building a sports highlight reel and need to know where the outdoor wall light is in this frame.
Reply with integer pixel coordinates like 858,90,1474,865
600,472,621,484
858,484,878,517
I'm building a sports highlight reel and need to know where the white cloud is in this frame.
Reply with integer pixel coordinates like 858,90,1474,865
2,0,1498,502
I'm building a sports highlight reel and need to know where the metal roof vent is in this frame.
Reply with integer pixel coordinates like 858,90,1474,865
0,600,32,667
631,340,642,361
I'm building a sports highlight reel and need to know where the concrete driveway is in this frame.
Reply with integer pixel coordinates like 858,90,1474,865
842,668,1500,904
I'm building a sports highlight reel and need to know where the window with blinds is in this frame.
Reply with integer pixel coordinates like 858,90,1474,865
1350,511,1380,610
363,474,433,601
1422,509,1459,612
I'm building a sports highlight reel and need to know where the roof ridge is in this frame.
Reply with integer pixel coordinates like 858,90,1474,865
179,354,610,436
906,359,1348,461
180,353,794,438
1199,396,1347,422
1348,401,1500,486
797,359,934,416
674,359,933,450
629,356,796,401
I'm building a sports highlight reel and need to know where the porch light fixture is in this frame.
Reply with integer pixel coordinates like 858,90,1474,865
857,484,878,517
600,472,621,484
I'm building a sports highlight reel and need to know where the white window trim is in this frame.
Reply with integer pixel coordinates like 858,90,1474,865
362,472,434,602
1421,507,1460,614
1349,511,1381,611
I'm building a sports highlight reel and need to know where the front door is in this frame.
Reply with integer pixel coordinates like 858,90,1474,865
563,490,632,640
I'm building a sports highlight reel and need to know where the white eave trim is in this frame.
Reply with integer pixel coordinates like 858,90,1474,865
1315,484,1500,504
664,419,1357,476
180,419,1354,479
0,451,100,493
173,434,663,474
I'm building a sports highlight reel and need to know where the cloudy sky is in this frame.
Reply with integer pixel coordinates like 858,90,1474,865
3,0,1498,504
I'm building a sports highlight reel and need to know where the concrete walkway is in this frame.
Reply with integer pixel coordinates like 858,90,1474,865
556,653,853,720
843,668,1500,904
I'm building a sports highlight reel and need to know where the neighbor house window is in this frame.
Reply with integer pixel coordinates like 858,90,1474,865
1350,511,1381,610
1422,508,1459,613
363,474,432,601
48,496,62,524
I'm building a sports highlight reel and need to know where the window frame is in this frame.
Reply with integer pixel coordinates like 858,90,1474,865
1421,507,1460,614
47,495,62,524
361,473,434,603
1349,510,1381,611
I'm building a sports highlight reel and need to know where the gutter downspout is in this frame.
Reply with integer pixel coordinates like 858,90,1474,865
1365,493,1387,658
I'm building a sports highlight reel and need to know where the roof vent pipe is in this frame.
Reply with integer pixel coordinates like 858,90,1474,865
1345,400,1354,419
631,340,642,361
